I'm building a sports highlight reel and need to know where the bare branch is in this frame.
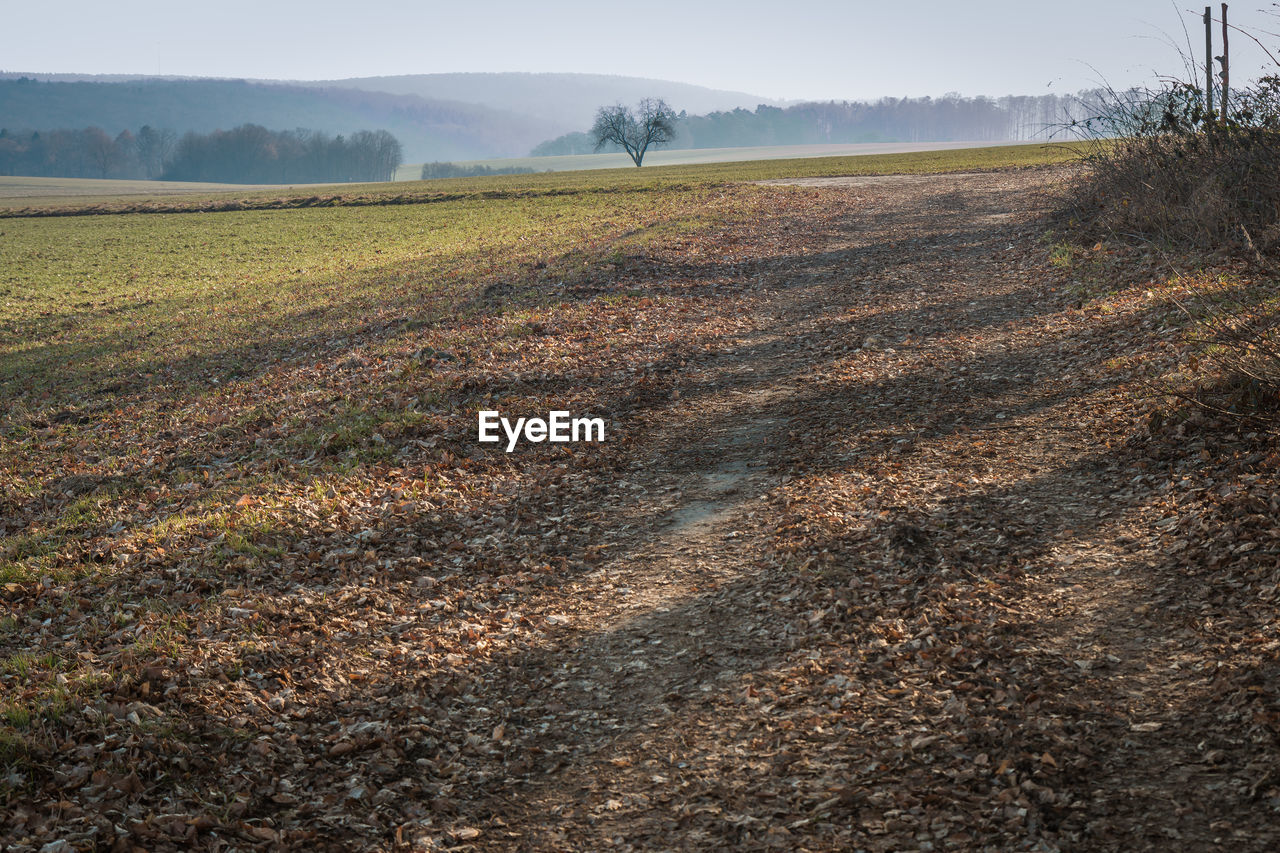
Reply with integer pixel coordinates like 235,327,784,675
590,98,678,167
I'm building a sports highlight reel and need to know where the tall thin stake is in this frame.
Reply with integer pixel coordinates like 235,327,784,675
1220,3,1230,122
1206,6,1215,117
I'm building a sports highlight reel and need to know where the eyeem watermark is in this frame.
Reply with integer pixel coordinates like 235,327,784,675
478,410,605,452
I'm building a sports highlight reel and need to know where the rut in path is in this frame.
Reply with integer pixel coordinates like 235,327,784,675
442,171,1276,851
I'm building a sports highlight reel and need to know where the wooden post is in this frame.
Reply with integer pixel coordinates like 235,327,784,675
1220,3,1230,122
1205,6,1215,117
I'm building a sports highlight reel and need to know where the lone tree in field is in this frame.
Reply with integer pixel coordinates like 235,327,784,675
590,98,677,167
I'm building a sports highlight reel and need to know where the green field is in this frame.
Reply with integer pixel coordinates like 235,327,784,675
1,144,1083,412
2,142,1084,216
0,184,732,409
1,143,1084,410
393,139,1057,179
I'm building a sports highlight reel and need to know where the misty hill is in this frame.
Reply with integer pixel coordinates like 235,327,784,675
0,77,560,162
300,73,783,136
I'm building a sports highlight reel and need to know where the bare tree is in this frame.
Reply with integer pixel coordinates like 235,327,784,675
135,126,177,179
82,127,120,178
590,98,677,167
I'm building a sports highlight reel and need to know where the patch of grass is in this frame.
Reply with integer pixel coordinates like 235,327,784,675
220,528,281,561
0,493,105,583
0,719,30,791
288,403,429,463
0,651,76,736
1,652,61,677
1048,241,1075,270
0,727,26,762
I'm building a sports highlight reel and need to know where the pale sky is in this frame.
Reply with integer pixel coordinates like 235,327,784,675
3,0,1278,101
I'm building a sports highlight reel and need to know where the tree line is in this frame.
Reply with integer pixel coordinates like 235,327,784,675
0,124,403,183
419,161,536,179
164,126,402,183
0,126,175,179
532,91,1115,156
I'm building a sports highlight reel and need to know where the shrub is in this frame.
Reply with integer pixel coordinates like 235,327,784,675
1062,31,1280,427
1171,279,1280,424
1064,77,1280,256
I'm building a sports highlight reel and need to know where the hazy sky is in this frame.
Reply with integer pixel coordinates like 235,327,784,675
4,1,1279,101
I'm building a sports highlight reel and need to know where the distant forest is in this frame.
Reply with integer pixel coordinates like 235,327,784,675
0,76,558,162
165,126,402,183
0,124,403,183
531,92,1110,155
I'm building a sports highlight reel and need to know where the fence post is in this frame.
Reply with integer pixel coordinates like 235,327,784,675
1205,6,1215,117
1220,3,1230,122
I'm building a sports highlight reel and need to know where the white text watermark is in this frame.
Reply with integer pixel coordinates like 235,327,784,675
478,410,605,452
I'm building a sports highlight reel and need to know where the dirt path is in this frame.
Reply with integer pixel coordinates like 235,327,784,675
421,169,1280,851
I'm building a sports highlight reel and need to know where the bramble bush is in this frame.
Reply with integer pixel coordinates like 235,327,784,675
1066,76,1280,255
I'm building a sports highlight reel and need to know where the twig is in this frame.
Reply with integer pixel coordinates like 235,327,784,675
1240,222,1266,265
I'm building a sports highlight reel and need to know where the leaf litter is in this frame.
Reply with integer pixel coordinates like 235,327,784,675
2,168,1280,850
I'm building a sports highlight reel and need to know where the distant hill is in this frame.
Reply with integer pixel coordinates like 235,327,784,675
295,73,782,136
0,76,560,161
0,72,782,162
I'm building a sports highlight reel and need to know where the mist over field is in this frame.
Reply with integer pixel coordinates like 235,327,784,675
1,70,1105,184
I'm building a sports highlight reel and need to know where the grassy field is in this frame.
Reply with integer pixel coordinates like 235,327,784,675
0,143,1083,412
2,142,1084,215
392,139,1056,179
0,186,730,409
0,176,300,198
